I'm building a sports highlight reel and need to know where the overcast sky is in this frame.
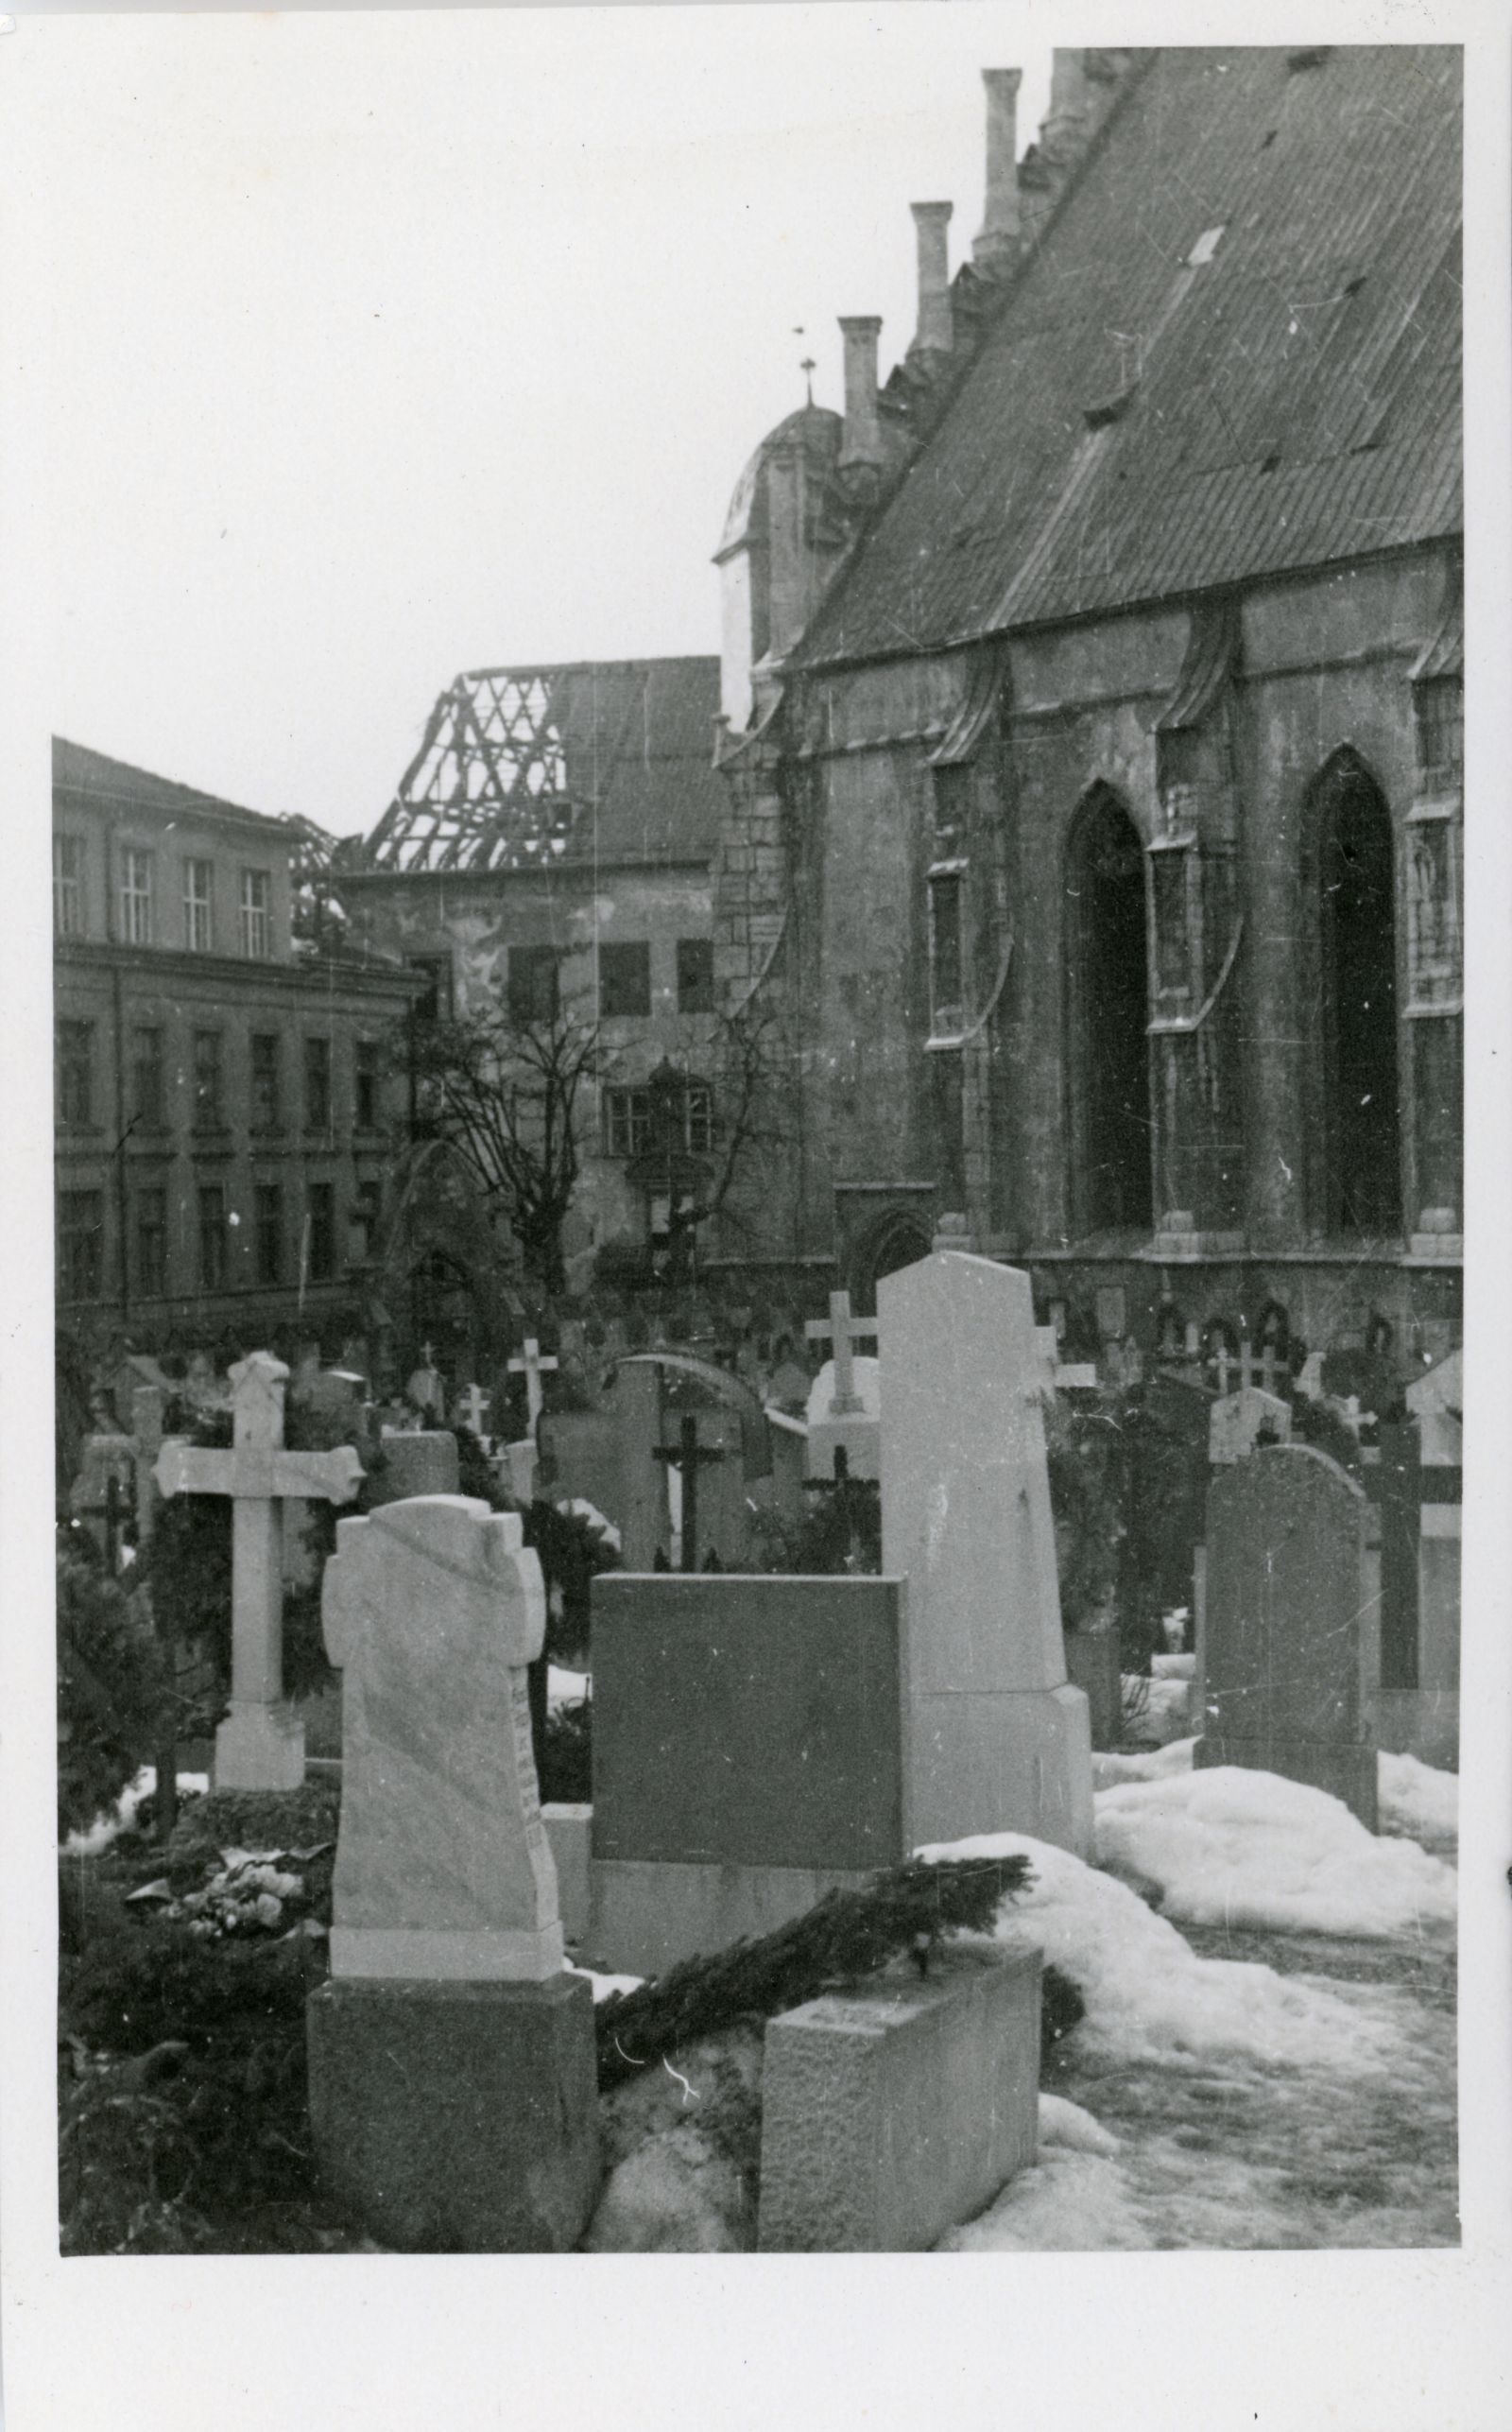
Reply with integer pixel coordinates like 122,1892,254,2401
28,8,1051,835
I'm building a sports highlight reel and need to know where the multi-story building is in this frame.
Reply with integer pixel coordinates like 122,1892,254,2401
342,658,730,1282
53,737,420,1354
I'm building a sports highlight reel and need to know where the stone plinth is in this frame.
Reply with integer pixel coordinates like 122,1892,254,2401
306,1975,599,2251
805,1354,882,1483
757,1945,1040,2251
878,1252,1092,1855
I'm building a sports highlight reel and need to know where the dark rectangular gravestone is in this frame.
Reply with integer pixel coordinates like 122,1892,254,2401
540,1409,624,1532
1196,1442,1379,1827
591,1573,905,1871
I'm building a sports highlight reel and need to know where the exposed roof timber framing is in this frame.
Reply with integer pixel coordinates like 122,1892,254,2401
368,670,578,873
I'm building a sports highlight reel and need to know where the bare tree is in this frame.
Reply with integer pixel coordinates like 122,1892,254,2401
404,983,603,1296
644,999,795,1276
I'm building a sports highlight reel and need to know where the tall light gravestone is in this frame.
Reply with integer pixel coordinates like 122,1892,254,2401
307,1494,598,2249
1196,1442,1380,1828
878,1252,1093,1857
154,1353,362,1791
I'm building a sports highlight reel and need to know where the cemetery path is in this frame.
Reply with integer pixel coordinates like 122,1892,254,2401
1031,1918,1457,2251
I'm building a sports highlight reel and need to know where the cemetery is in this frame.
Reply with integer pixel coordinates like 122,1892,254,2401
56,1244,1462,2255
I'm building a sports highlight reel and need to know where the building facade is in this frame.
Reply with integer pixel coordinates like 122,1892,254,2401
713,44,1462,1370
342,659,733,1285
53,739,420,1354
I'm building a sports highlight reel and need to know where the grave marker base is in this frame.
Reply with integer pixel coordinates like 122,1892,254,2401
909,1682,1094,1858
214,1701,306,1793
757,1945,1040,2252
306,1974,599,2251
1195,1733,1379,1831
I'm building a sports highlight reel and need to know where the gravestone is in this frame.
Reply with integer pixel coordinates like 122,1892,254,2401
540,1408,624,1532
155,1353,364,1790
1208,1385,1292,1467
307,1494,598,2249
804,1293,881,1481
615,1361,670,1568
1196,1443,1380,1827
376,1430,459,1504
590,1572,908,1973
1371,1348,1461,1766
404,1344,446,1421
129,1387,166,1548
70,1435,135,1565
878,1252,1093,1856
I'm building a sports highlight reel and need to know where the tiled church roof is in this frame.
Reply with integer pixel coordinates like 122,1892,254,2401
797,44,1460,668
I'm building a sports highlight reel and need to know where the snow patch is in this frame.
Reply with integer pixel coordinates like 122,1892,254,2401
557,1497,622,1552
1378,1751,1457,1847
565,1963,643,2003
1038,2093,1121,2156
1092,1736,1195,1789
942,2147,1147,2251
548,1664,591,1713
60,1766,210,1856
919,1831,1406,2072
1094,1766,1457,1940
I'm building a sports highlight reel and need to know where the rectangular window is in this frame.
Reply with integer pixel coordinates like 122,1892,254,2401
193,1029,225,1130
238,868,271,959
407,956,454,1024
250,1032,281,1131
198,1183,227,1290
306,1181,335,1281
53,835,84,937
58,1190,104,1302
354,1039,380,1131
57,1019,95,1128
603,1084,652,1159
929,872,964,1030
119,848,154,945
253,1182,283,1285
135,1186,167,1297
599,940,651,1019
304,1034,332,1130
183,858,214,953
350,1176,382,1263
684,1081,714,1154
130,1026,165,1129
507,944,559,1026
676,937,715,1014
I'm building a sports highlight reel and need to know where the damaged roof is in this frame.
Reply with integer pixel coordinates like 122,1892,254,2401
364,657,724,873
798,44,1461,668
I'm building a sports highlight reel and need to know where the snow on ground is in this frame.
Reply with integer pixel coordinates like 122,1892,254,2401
919,1831,1408,2073
565,1962,643,2002
1379,1750,1458,1846
1038,2092,1120,2156
1091,1736,1196,1789
1094,1766,1456,1940
548,1664,591,1713
60,1767,210,1855
1121,1673,1196,1745
942,2146,1146,2251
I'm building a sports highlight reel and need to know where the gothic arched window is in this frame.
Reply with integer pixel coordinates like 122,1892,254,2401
1309,751,1402,1236
1065,786,1153,1235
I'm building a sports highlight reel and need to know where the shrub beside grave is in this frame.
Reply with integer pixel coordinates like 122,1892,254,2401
57,1541,170,1840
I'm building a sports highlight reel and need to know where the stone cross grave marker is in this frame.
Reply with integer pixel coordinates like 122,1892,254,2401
70,1434,134,1567
508,1337,559,1430
129,1385,166,1550
805,1291,881,1480
321,1494,562,1979
805,1291,876,1415
878,1250,1093,1856
453,1383,492,1445
155,1352,363,1790
1196,1441,1379,1827
1208,1384,1292,1467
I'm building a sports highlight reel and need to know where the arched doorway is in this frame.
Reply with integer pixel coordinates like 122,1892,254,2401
1066,788,1153,1234
851,1211,933,1318
1314,753,1401,1234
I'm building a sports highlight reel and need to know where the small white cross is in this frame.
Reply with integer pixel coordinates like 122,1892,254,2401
805,1291,878,1417
507,1337,559,1428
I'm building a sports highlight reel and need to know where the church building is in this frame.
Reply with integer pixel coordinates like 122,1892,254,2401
713,44,1462,1371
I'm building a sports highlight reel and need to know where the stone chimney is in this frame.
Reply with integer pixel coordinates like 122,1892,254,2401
1043,49,1091,163
838,315,885,484
972,68,1022,274
910,202,954,356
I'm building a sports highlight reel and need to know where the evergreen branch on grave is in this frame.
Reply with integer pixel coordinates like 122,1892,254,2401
593,1855,1034,2089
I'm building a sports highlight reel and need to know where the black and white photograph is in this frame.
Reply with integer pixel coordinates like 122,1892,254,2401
2,6,1508,2425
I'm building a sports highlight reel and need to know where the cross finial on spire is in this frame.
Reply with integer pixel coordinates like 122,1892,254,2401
794,328,815,406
